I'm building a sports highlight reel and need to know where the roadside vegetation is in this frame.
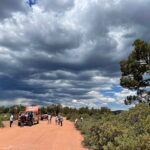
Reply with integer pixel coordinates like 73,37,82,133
66,104,150,150
0,117,3,127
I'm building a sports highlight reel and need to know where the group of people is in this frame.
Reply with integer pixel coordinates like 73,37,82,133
74,117,83,125
9,113,64,128
55,115,63,126
47,114,63,126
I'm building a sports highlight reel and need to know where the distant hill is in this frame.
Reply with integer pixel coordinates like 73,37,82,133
112,110,124,114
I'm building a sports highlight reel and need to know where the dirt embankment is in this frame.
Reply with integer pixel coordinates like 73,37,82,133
0,118,88,150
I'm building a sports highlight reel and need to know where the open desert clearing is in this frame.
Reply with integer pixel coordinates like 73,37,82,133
0,118,88,150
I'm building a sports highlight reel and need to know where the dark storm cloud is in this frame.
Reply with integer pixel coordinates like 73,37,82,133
38,0,75,12
0,0,150,106
0,0,26,19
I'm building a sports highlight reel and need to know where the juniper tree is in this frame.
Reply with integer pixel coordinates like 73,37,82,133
120,39,150,104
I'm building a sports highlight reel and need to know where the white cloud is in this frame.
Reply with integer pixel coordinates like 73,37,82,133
87,91,115,103
114,89,136,104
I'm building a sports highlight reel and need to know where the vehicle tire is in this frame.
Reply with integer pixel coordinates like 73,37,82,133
18,122,21,126
20,122,24,127
28,121,33,126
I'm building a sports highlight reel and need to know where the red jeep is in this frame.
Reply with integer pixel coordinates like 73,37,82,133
18,106,39,126
40,114,48,120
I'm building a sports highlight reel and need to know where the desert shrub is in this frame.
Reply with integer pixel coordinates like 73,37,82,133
119,103,150,125
73,104,150,150
66,113,81,121
1,113,10,121
0,116,4,128
82,115,124,150
109,133,150,150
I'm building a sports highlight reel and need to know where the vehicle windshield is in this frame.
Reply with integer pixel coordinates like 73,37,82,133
19,112,35,117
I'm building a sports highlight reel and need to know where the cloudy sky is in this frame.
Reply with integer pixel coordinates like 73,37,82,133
0,0,149,110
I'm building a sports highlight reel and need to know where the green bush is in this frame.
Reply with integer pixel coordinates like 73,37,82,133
72,104,150,150
0,117,4,128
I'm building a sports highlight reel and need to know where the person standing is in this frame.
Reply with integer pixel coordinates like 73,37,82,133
75,118,78,125
55,115,59,125
60,116,63,126
48,114,51,124
10,114,14,128
80,117,83,122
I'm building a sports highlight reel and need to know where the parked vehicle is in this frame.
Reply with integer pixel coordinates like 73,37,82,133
18,106,39,126
40,113,48,120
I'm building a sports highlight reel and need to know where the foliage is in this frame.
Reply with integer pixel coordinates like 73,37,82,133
120,39,150,104
0,117,3,128
40,104,63,115
67,104,150,150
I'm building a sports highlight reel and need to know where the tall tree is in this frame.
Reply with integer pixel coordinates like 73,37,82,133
120,39,150,104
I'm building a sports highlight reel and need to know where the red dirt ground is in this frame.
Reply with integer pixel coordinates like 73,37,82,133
0,118,88,150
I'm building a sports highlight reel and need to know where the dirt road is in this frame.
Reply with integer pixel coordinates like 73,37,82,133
0,118,88,150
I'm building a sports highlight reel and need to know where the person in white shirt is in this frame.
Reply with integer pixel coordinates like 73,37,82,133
48,114,51,124
9,114,14,128
75,118,78,125
55,115,59,125
80,117,83,122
